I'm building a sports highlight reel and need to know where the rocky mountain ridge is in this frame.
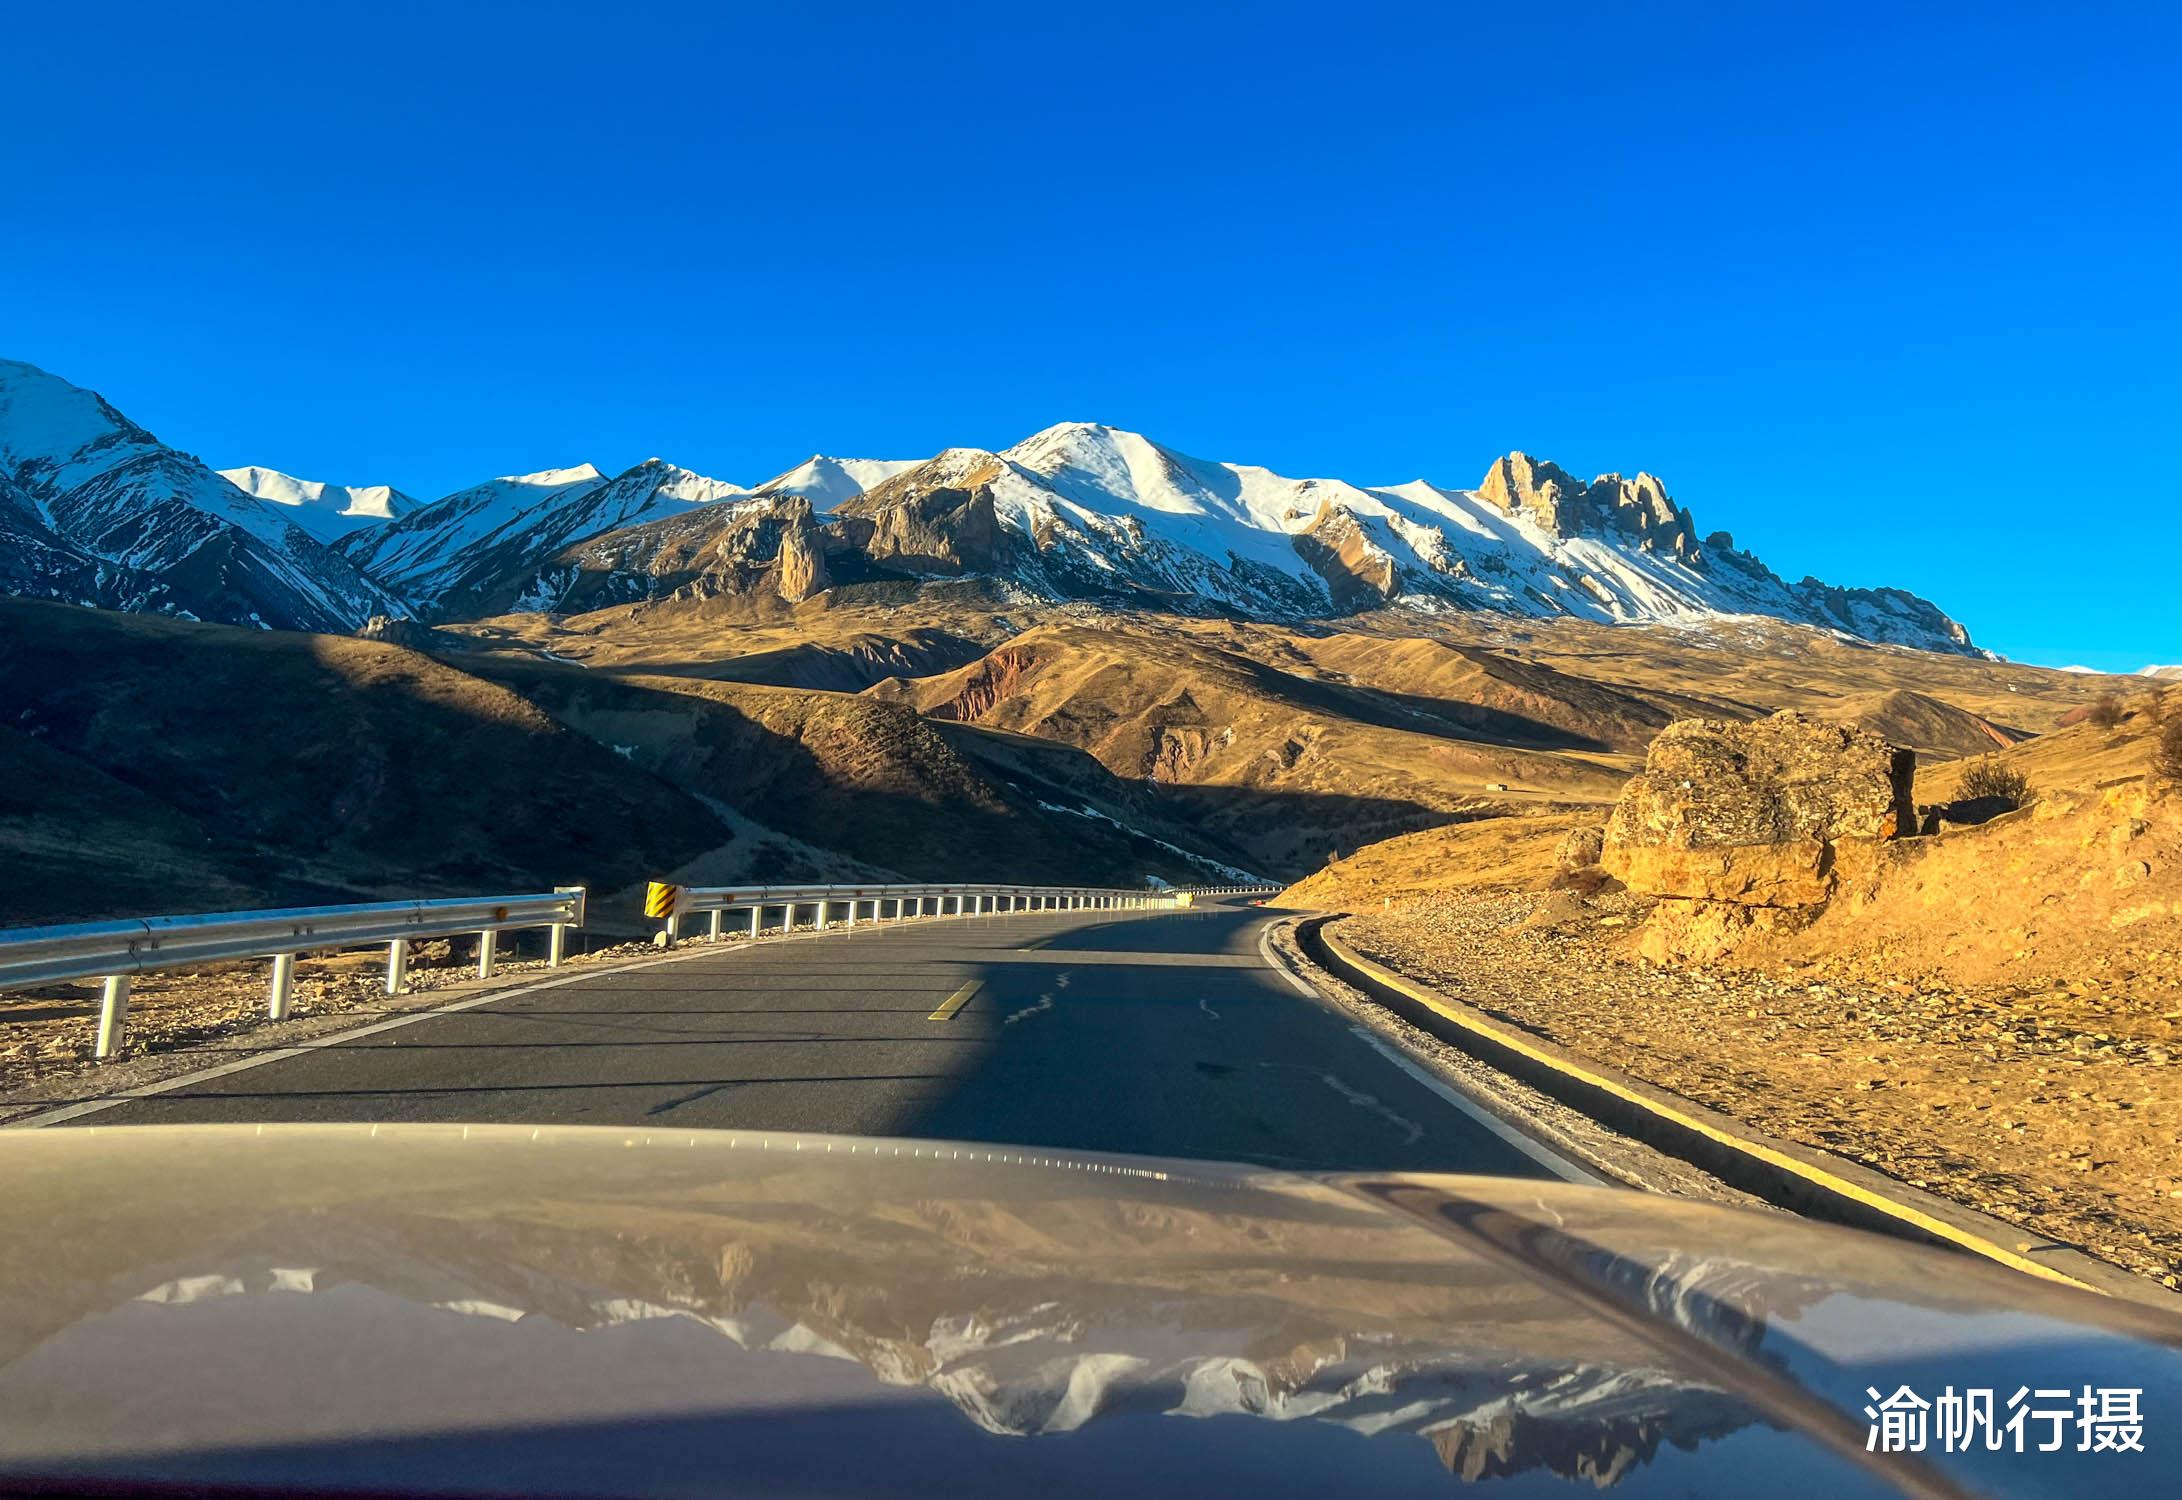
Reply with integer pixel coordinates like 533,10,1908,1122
1,357,1983,654
0,360,400,631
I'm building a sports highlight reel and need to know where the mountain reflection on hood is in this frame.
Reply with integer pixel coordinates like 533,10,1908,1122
18,1146,1775,1490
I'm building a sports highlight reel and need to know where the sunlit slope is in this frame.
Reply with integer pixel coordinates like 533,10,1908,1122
461,655,1256,887
869,622,1629,871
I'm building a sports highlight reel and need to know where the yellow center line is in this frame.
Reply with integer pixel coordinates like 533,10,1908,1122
927,982,981,1022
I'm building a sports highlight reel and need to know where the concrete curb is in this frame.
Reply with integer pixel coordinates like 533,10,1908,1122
1304,915,2181,1311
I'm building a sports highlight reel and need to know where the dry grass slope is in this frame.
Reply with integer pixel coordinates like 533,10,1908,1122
0,598,730,925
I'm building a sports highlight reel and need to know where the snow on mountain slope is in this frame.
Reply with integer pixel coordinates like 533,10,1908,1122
218,466,422,543
0,359,402,630
0,354,1985,655
754,455,919,509
806,422,1982,654
339,457,748,617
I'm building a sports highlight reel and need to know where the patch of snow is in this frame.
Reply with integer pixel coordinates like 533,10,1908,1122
1032,798,1263,883
218,465,423,542
754,455,920,509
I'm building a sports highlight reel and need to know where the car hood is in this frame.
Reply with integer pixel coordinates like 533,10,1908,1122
0,1124,2175,1498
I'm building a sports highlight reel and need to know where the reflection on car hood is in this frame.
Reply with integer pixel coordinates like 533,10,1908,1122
0,1125,2175,1498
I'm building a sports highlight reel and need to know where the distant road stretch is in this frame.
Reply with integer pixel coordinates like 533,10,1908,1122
42,901,1571,1178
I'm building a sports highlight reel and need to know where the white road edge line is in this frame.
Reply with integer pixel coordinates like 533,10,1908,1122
1253,916,1604,1187
3,910,1022,1130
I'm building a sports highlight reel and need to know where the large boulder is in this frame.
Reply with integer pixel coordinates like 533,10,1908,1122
1603,711,1915,962
1603,711,1915,906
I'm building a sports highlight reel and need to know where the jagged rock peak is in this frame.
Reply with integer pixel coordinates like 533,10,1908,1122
1477,452,1700,561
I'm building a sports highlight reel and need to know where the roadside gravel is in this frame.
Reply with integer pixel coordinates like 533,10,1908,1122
1266,919,1775,1211
1337,891,2182,1291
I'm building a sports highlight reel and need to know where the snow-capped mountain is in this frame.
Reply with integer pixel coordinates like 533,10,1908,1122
0,356,1984,654
496,421,1980,654
217,466,422,543
336,458,749,618
754,455,920,508
0,359,401,630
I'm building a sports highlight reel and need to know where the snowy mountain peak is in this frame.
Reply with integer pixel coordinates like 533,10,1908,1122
615,459,750,505
755,455,921,509
0,355,1988,655
511,462,604,487
0,357,166,511
0,358,399,630
217,466,423,543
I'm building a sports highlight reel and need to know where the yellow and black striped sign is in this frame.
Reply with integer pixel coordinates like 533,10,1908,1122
643,882,681,919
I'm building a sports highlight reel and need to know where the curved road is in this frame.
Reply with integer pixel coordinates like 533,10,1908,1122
46,901,1572,1179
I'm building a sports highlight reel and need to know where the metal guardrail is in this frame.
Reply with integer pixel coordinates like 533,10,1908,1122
2,877,1279,1064
0,888,587,1060
648,882,1180,941
1176,885,1284,899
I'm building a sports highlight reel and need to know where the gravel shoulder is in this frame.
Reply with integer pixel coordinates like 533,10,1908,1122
1265,917,1775,1211
1332,889,2182,1292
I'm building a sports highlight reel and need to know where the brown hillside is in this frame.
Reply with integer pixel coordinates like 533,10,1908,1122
870,622,1628,872
0,598,729,925
1260,633,1692,752
1280,813,1591,909
462,656,1252,888
1809,688,2022,760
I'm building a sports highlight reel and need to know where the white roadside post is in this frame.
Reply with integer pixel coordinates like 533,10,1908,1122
845,898,859,930
815,899,830,932
95,975,130,1059
268,952,296,1020
550,886,583,968
750,904,763,940
709,909,724,943
477,930,497,979
387,938,410,995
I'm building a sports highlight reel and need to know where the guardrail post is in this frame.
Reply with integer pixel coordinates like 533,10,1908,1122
845,899,859,929
477,930,497,979
95,975,130,1059
815,899,830,931
387,939,410,995
269,952,296,1020
749,904,763,940
708,909,724,943
551,885,584,967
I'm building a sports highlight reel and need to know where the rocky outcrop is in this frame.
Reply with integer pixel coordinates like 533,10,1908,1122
354,614,471,653
1602,711,1915,961
1476,453,1701,562
832,482,1002,577
1554,824,1605,873
509,496,834,611
1292,501,1398,609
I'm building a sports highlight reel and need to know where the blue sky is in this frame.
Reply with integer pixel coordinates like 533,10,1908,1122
4,2,2176,668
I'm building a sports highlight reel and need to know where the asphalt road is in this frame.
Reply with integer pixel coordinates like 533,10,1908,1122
57,902,1564,1178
